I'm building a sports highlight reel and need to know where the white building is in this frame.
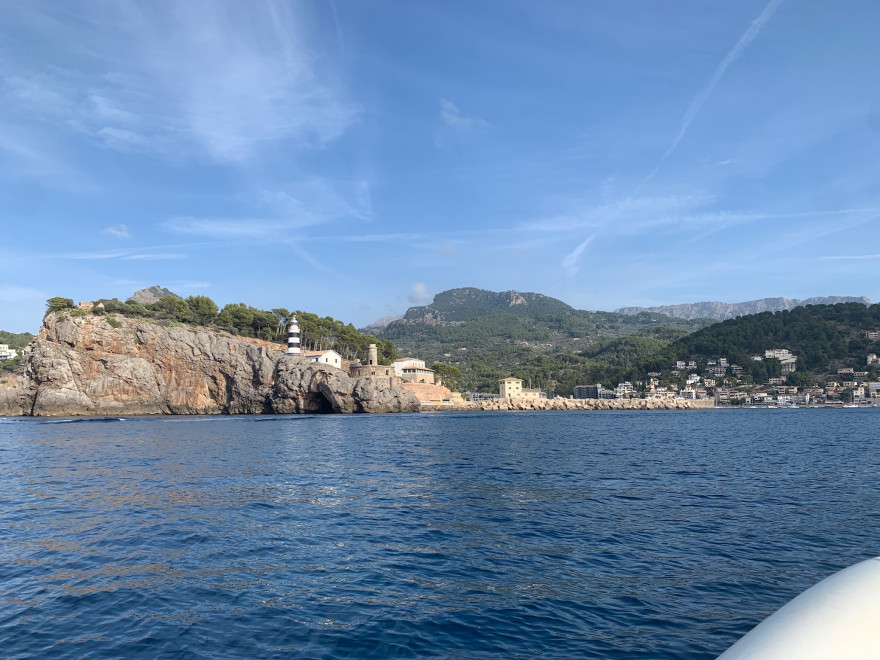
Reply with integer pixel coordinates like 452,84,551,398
499,377,523,398
400,364,435,384
499,377,545,399
303,349,342,369
0,344,17,361
392,357,426,376
614,381,634,398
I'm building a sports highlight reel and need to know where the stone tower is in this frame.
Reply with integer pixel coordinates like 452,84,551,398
287,315,301,355
367,343,378,366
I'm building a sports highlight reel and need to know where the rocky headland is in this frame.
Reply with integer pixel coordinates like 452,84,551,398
0,312,419,416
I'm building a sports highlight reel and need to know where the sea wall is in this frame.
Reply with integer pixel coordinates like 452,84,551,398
423,397,714,412
0,312,419,416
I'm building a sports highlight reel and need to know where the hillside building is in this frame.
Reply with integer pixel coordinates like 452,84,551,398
400,365,435,384
0,344,17,361
303,349,343,369
393,357,435,384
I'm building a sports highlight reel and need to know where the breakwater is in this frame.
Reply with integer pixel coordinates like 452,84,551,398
424,397,714,412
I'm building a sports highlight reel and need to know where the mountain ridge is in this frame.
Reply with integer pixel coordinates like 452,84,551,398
616,296,870,321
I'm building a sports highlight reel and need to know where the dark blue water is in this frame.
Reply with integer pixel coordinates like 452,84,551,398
1,409,879,658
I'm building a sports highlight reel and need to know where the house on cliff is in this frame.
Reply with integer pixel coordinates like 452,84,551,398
304,349,343,369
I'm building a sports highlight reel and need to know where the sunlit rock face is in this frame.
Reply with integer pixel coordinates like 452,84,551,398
0,312,419,417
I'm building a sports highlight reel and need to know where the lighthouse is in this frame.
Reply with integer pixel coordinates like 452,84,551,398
287,315,301,355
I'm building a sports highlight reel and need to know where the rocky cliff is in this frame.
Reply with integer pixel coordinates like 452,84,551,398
0,312,419,416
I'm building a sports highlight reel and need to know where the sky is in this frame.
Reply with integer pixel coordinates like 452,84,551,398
2,0,879,333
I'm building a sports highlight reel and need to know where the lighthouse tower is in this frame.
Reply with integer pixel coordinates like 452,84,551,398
286,315,301,355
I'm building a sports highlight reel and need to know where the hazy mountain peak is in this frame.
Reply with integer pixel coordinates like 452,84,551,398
615,296,870,321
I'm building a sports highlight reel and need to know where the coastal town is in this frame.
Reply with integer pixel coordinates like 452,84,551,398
562,343,880,408
284,315,880,409
2,291,879,415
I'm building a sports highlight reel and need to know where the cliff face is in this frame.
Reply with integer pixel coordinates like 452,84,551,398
0,312,419,416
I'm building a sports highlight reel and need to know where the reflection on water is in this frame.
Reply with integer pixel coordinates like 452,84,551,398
1,409,879,658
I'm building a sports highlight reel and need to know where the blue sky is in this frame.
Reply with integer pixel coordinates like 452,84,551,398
2,0,879,333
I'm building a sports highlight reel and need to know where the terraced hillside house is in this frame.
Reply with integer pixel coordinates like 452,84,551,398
393,357,435,384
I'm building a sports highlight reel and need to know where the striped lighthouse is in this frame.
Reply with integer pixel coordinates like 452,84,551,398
287,315,301,355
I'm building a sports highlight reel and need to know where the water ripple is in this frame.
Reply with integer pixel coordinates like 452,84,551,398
1,409,878,657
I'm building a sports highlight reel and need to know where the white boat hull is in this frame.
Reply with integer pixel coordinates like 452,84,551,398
719,557,880,659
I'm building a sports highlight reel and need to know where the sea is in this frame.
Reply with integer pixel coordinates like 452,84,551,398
1,408,879,658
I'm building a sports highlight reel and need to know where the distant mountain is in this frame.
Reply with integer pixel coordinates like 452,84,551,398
402,288,575,324
378,288,711,392
128,285,177,305
361,314,404,334
616,296,870,321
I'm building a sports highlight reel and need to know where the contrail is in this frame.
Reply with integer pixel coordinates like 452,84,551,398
562,234,596,278
646,0,784,181
329,0,346,54
559,1,784,280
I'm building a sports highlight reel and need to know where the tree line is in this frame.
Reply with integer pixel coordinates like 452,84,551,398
45,296,398,365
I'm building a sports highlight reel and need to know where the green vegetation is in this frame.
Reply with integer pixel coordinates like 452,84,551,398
0,330,33,375
52,295,395,366
651,303,880,379
0,355,22,374
378,288,709,393
378,289,878,394
0,331,34,351
46,297,74,312
295,311,397,364
430,363,463,391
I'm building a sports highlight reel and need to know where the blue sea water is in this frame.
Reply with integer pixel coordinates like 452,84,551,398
1,408,879,658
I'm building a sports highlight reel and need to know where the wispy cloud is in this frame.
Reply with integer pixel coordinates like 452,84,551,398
0,132,97,192
0,284,46,303
819,254,880,261
561,235,596,279
163,218,286,240
59,248,186,261
647,0,784,180
120,253,186,261
440,99,488,129
101,224,130,239
165,177,372,240
407,283,431,304
3,1,358,163
521,194,711,234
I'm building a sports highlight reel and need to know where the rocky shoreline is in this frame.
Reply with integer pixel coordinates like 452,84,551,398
421,398,714,412
0,312,419,416
0,311,719,418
